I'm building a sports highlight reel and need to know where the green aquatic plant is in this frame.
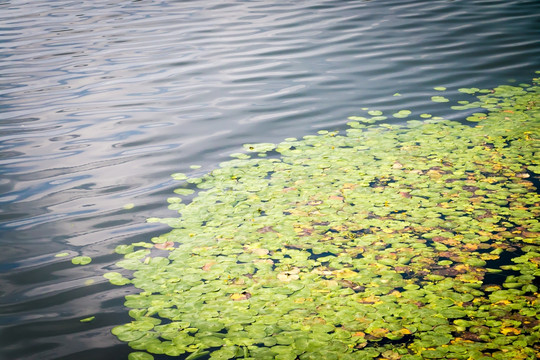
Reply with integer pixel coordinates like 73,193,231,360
431,95,449,103
107,75,540,360
72,256,92,265
393,110,412,119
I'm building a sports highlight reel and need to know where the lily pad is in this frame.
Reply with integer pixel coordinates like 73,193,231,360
128,352,154,360
72,256,92,265
431,95,449,103
243,143,276,153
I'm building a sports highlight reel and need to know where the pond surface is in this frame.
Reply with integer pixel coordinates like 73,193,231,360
0,0,539,359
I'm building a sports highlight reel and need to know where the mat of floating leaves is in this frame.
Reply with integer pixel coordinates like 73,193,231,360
107,74,540,360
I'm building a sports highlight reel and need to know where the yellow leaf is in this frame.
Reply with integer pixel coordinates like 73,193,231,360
369,328,389,337
251,248,270,256
463,243,478,251
400,328,412,335
230,293,244,300
358,294,379,304
230,292,251,301
480,254,499,261
277,272,299,282
501,327,521,335
333,268,357,279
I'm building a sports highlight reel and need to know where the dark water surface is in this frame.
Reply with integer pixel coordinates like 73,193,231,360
0,0,539,359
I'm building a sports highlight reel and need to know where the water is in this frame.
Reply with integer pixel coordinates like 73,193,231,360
0,0,539,359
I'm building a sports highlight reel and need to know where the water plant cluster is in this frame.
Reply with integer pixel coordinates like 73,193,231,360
106,76,540,360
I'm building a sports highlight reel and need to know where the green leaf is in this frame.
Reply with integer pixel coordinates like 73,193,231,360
440,308,467,319
115,245,135,254
104,272,131,286
171,173,187,180
209,346,238,360
185,349,210,360
173,188,195,196
72,256,92,265
128,352,154,360
393,110,412,118
431,96,449,103
243,143,276,153
458,87,480,94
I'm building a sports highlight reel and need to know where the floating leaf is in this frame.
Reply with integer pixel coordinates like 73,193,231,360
128,352,154,360
230,292,251,301
154,241,174,250
72,256,92,265
501,327,521,335
104,272,131,286
441,308,466,319
173,188,195,196
229,153,250,159
80,316,95,323
458,87,480,94
431,95,449,103
243,143,276,153
393,110,412,118
171,173,187,180
115,244,134,254
277,272,300,282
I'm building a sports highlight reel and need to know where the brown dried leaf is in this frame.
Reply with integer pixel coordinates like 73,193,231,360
251,248,270,256
257,226,276,233
154,241,175,250
202,262,216,271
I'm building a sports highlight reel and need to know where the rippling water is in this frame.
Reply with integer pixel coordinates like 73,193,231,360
1,0,539,359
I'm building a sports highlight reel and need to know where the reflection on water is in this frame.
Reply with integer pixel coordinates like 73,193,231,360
0,0,539,359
